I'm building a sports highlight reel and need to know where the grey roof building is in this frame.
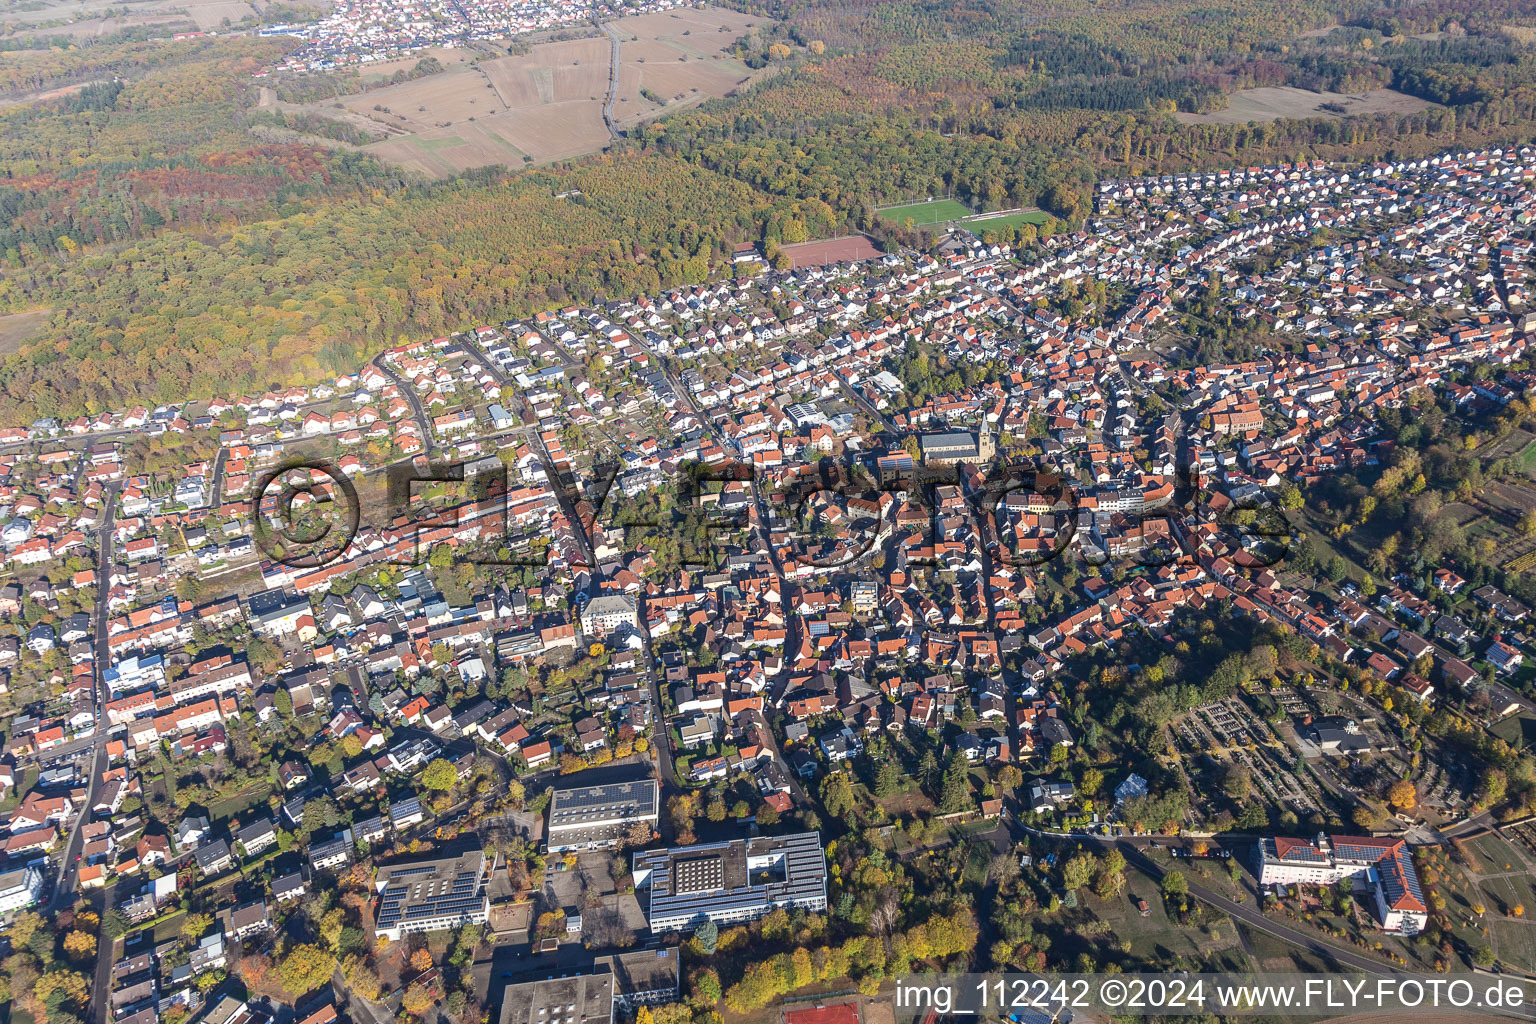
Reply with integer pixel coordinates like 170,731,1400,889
547,778,660,853
498,972,613,1024
374,849,489,941
632,831,827,933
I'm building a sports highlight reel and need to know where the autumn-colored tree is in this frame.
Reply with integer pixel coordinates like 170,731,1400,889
691,967,722,1006
239,952,275,989
320,907,345,950
35,970,90,1007
341,954,382,1000
410,948,434,972
1061,854,1094,891
278,943,335,996
421,758,457,791
1388,779,1416,810
401,982,435,1016
62,930,97,962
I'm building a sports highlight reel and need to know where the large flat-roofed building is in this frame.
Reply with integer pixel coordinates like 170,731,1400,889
0,865,42,915
374,850,490,941
496,949,678,1024
1255,834,1427,934
632,831,827,933
601,948,680,1011
547,779,660,853
499,972,613,1024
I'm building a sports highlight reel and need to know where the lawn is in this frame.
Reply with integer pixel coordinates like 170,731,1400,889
1491,713,1536,749
210,785,270,824
1064,862,1246,964
964,209,1049,231
1492,918,1536,972
1520,439,1536,474
877,198,971,226
962,841,994,885
1237,923,1335,971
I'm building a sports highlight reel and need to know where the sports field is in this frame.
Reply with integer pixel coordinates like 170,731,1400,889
966,209,1049,231
878,198,970,226
779,235,881,267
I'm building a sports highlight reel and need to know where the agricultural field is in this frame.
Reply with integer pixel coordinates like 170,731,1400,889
0,0,265,39
294,5,765,176
1479,426,1536,461
358,46,480,85
0,309,50,357
1176,86,1434,125
877,198,972,228
608,6,763,128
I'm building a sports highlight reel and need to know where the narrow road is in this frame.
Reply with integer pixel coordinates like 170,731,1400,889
372,353,435,456
599,21,623,139
53,481,120,911
832,374,900,437
206,446,229,508
87,877,117,1024
640,636,679,834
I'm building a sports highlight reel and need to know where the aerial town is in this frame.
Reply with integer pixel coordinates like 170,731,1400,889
261,0,690,72
5,145,1536,1023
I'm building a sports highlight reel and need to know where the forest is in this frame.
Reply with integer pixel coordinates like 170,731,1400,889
3,0,1536,416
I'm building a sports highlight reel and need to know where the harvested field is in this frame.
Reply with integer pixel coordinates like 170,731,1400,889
367,122,532,177
608,6,760,126
627,59,742,106
0,309,50,357
779,235,882,268
342,69,505,133
1480,426,1536,460
304,4,765,176
481,37,609,105
476,103,611,162
184,0,257,30
0,0,202,38
359,47,477,84
1176,87,1434,124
